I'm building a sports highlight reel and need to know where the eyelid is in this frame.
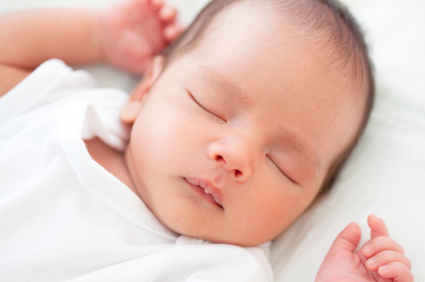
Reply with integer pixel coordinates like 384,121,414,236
266,155,297,185
187,91,226,122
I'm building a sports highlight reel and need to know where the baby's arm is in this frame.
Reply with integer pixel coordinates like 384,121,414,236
0,0,182,96
316,215,413,282
0,9,101,97
0,9,104,70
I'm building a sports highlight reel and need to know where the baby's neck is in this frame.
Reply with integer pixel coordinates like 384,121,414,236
85,137,137,195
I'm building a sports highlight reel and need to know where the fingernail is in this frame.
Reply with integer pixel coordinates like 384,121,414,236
379,265,388,272
367,257,377,266
363,244,372,253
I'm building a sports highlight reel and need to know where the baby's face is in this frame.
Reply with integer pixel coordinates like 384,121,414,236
123,3,364,246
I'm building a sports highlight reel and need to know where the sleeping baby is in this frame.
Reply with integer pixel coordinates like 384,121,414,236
0,0,413,281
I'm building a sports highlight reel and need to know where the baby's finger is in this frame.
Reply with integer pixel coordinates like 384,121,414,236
366,250,412,272
151,0,164,10
328,223,361,253
378,262,414,282
164,23,184,42
368,214,389,239
159,5,177,23
362,236,404,258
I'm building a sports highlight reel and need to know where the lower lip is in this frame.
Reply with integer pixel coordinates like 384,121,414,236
188,182,222,208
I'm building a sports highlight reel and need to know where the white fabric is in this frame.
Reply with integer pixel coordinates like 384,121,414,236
0,59,273,282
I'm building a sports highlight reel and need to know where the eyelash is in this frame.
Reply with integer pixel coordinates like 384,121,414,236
266,155,296,184
187,91,226,122
188,91,296,184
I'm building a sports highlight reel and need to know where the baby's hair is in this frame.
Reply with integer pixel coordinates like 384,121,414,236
162,0,374,195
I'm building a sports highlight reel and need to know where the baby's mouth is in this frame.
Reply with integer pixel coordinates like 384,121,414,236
184,178,223,208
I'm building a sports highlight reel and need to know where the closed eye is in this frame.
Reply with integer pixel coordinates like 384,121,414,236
187,91,226,122
266,155,297,185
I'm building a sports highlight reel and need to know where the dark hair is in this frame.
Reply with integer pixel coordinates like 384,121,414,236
162,0,375,195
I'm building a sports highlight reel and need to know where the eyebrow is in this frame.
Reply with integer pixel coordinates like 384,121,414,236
197,65,254,108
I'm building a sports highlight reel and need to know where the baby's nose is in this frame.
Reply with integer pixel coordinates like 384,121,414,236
207,139,253,182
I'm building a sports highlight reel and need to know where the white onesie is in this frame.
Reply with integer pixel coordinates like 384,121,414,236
0,59,273,282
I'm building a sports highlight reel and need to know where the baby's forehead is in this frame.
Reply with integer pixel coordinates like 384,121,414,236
189,0,367,90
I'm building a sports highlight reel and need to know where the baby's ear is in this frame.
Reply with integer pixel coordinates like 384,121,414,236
120,56,165,124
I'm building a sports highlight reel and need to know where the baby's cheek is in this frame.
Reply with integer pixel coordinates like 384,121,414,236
132,108,191,170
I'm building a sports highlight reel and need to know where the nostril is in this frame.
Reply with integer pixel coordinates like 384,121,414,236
234,169,243,178
215,155,226,164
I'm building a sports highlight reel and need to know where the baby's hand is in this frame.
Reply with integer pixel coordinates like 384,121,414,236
100,0,183,74
315,215,413,282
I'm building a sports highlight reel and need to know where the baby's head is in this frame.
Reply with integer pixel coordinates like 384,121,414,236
120,0,374,246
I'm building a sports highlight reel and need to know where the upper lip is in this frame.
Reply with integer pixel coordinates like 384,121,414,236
185,178,223,207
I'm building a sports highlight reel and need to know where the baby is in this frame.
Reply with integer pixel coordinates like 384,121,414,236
0,0,413,281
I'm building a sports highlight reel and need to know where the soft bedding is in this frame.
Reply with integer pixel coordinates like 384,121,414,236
1,0,424,281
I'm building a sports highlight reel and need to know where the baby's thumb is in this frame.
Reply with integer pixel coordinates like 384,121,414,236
328,223,362,254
